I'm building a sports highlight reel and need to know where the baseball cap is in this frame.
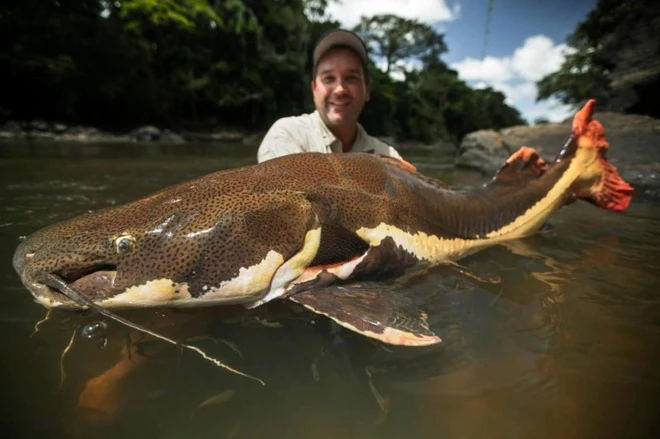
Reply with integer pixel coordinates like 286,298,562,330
312,29,369,74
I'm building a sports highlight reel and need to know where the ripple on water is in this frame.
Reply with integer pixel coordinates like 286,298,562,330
353,255,566,405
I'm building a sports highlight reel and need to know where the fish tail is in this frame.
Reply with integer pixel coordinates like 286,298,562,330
569,99,634,212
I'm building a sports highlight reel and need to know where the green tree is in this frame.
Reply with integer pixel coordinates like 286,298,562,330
535,41,611,109
536,0,652,111
0,2,527,142
353,14,447,75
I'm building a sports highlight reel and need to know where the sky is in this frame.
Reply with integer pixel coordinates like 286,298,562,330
323,0,598,124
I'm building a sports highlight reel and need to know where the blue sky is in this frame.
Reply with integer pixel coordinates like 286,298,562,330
325,0,598,123
442,0,596,63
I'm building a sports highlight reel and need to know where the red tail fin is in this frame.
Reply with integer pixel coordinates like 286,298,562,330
586,159,634,212
571,99,634,212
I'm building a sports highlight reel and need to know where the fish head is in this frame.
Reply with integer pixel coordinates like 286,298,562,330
12,184,324,310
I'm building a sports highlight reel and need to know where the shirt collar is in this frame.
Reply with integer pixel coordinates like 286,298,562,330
312,110,367,153
312,110,337,149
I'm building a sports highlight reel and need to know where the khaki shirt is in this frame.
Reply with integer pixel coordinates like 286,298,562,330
257,111,402,163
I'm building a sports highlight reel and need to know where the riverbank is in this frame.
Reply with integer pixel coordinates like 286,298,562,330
3,114,658,201
0,119,459,153
0,120,258,145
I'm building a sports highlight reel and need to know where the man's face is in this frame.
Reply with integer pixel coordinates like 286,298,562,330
311,48,371,131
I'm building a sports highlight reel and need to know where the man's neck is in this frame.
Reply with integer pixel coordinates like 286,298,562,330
331,125,358,152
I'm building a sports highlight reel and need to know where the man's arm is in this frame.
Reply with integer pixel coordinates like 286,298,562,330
257,119,307,163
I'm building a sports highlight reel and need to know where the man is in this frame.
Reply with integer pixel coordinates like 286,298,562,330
257,29,402,163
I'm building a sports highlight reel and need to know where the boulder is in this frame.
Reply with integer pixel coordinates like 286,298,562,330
209,131,243,143
456,111,660,200
52,123,67,134
130,125,161,142
29,119,49,132
0,120,23,139
456,130,512,174
160,129,185,144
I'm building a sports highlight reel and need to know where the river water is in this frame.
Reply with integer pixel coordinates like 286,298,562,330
1,142,659,438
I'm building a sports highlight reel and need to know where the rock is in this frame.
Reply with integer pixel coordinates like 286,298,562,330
177,130,243,143
456,111,660,200
0,120,22,133
159,129,185,144
57,126,105,141
456,130,511,173
53,123,67,134
0,121,22,139
29,119,49,132
26,131,56,140
130,125,161,142
209,131,243,143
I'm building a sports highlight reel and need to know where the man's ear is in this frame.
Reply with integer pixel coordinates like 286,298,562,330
311,79,317,92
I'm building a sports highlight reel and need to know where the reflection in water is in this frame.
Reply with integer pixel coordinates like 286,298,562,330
1,143,660,438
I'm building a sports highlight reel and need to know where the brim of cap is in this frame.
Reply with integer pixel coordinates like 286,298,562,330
313,30,368,68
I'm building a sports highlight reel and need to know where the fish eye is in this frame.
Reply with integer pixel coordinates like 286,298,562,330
114,234,135,254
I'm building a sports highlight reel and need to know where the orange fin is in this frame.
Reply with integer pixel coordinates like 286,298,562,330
583,158,634,212
492,146,548,185
378,154,418,172
570,99,634,212
398,158,418,173
506,146,548,175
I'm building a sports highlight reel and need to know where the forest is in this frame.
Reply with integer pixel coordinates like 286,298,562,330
1,0,657,144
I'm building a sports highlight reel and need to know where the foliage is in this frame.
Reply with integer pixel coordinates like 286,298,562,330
0,0,525,143
536,46,611,108
353,15,446,74
536,0,655,113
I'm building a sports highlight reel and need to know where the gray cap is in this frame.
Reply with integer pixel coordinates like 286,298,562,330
313,29,369,71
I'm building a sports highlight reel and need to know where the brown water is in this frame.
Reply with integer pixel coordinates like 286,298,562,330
1,142,659,439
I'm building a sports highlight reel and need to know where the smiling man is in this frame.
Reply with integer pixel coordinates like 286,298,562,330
257,29,402,163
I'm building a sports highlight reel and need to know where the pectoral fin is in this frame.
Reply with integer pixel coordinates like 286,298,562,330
289,283,441,347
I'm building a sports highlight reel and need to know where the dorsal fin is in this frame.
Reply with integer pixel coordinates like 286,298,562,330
376,154,450,190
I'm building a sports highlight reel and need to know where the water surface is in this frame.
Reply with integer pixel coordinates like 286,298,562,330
1,142,659,438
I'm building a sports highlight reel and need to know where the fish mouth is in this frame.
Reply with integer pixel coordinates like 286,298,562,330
21,264,118,310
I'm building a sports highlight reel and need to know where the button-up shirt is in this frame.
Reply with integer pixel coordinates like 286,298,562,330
257,111,402,163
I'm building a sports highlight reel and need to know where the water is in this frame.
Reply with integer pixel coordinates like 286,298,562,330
1,142,659,438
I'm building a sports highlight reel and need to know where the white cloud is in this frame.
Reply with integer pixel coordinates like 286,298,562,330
451,35,574,123
450,56,513,83
326,0,460,28
511,35,574,81
523,98,574,124
475,81,536,107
